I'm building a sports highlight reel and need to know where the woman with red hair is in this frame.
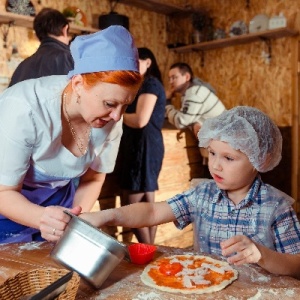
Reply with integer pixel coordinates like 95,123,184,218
0,26,142,243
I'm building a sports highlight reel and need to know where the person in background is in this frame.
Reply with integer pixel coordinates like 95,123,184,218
75,106,300,279
165,62,225,138
0,26,143,243
9,8,73,87
118,47,166,244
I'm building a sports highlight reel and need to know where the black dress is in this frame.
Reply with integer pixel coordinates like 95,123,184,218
119,75,166,191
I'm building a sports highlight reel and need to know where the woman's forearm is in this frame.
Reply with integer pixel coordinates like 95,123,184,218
123,94,157,128
73,172,106,212
0,189,44,229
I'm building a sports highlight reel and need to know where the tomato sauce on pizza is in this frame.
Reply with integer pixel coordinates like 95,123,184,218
141,254,238,294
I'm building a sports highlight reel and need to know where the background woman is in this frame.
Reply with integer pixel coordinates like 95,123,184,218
118,47,166,244
0,26,143,243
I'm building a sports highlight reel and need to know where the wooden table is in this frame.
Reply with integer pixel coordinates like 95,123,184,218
0,242,299,299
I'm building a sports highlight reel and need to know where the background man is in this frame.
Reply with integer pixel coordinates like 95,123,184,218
165,62,225,138
9,8,73,87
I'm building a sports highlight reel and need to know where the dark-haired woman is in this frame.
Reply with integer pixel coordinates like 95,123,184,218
119,47,166,244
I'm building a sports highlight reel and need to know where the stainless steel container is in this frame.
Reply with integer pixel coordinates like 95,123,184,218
51,211,128,288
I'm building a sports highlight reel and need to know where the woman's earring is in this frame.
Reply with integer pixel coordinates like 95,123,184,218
76,95,81,104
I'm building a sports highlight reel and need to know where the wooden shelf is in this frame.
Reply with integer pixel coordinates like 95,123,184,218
171,28,299,53
69,24,98,35
0,11,98,35
118,0,194,15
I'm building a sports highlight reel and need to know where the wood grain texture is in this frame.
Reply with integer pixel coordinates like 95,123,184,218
0,0,299,230
0,242,300,299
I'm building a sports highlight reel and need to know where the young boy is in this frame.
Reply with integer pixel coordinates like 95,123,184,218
70,106,300,279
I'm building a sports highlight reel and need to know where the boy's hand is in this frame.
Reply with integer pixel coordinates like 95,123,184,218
220,235,262,265
78,211,108,228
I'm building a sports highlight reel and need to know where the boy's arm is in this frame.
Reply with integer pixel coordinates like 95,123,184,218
221,235,300,279
256,243,300,279
80,201,176,229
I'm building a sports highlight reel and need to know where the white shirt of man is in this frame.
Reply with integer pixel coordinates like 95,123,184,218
166,79,226,129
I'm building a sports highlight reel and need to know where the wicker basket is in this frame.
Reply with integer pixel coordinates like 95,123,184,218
0,268,80,300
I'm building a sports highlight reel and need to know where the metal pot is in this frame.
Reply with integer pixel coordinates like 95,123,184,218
51,211,128,288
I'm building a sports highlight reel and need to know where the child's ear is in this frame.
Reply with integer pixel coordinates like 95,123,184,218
261,153,272,171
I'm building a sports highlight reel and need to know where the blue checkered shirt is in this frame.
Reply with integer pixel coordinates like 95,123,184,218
167,177,300,255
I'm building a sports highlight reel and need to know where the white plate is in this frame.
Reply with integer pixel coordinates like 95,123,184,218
249,14,269,33
229,20,248,37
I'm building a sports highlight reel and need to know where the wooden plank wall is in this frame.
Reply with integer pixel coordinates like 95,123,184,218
0,0,299,123
179,1,299,126
1,0,300,244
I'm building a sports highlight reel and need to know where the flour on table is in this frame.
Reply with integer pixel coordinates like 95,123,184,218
249,267,270,283
248,290,262,300
0,266,11,280
285,289,295,297
0,241,43,257
19,242,42,251
132,292,163,300
184,252,195,256
248,288,296,299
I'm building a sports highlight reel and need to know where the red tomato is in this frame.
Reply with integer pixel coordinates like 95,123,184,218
159,262,183,276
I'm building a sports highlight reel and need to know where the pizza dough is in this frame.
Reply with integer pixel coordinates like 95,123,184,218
141,254,238,294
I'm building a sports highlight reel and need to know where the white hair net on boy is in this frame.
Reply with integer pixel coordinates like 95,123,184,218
198,106,282,173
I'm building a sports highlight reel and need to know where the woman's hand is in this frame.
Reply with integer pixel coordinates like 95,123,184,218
220,235,262,265
39,206,82,242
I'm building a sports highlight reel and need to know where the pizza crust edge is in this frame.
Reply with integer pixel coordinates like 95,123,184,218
140,254,238,295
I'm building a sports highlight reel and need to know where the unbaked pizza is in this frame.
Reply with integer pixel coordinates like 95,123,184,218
141,254,238,294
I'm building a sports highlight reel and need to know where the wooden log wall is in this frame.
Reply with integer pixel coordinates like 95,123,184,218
1,0,300,245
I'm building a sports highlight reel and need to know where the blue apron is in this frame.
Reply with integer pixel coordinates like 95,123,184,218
0,181,75,243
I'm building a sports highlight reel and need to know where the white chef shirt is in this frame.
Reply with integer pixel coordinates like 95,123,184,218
165,82,226,129
0,75,122,188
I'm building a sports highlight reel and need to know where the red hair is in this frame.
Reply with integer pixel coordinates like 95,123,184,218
81,71,143,93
